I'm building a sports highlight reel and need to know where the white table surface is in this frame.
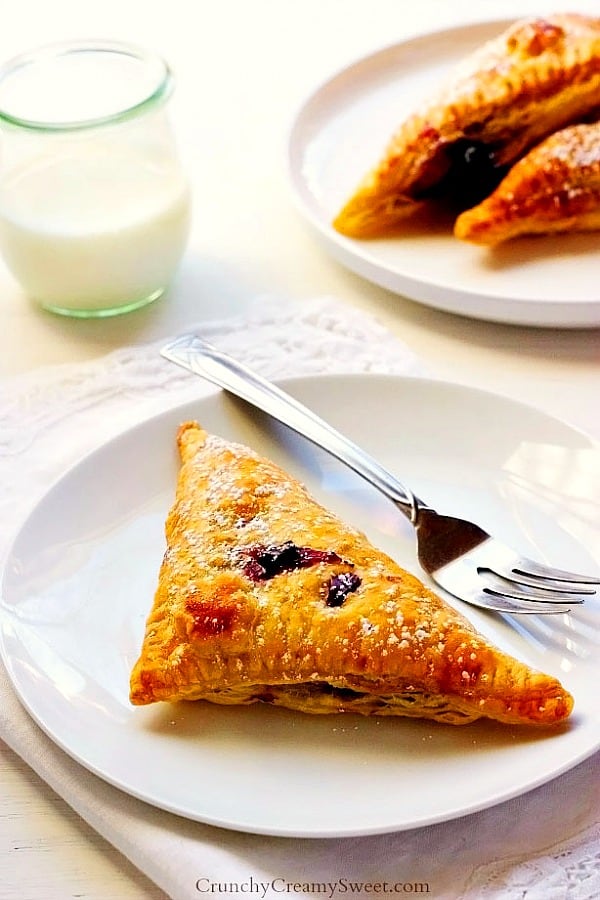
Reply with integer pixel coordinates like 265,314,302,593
1,1,599,897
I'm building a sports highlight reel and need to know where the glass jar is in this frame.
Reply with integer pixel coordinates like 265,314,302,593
0,41,191,317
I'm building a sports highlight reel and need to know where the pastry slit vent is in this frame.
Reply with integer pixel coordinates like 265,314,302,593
242,542,362,605
242,541,346,581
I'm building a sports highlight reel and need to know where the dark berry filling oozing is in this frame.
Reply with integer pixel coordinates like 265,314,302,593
243,541,344,581
325,572,362,607
418,139,508,210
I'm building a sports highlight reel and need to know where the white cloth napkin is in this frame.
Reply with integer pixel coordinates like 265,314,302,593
0,296,598,900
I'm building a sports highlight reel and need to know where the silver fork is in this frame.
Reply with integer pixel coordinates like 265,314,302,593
161,334,600,615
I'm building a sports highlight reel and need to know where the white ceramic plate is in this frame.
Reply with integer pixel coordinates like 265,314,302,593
287,20,600,328
1,375,599,837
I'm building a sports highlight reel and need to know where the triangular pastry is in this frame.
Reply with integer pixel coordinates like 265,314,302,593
333,14,600,238
130,422,573,727
454,121,600,244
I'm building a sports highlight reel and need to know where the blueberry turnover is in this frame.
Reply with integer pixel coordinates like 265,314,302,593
333,14,600,238
130,422,573,726
455,121,600,244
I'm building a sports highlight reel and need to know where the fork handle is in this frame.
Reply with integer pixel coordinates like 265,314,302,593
161,334,420,523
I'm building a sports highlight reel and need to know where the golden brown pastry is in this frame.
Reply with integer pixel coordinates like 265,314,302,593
333,14,600,238
130,422,573,727
454,121,600,244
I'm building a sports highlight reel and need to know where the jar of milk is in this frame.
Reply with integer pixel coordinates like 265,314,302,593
0,41,191,316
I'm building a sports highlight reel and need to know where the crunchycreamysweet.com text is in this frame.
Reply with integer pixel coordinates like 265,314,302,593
195,878,431,897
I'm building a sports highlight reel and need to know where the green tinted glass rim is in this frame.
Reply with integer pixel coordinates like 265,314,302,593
0,40,173,132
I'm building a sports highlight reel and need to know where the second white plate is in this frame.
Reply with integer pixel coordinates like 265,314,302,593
287,19,600,328
1,375,599,836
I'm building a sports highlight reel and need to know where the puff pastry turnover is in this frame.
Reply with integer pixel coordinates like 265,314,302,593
129,422,573,727
454,121,600,244
333,13,600,238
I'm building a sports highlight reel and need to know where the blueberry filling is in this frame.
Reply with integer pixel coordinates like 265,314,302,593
326,572,362,607
243,541,344,581
417,139,508,209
